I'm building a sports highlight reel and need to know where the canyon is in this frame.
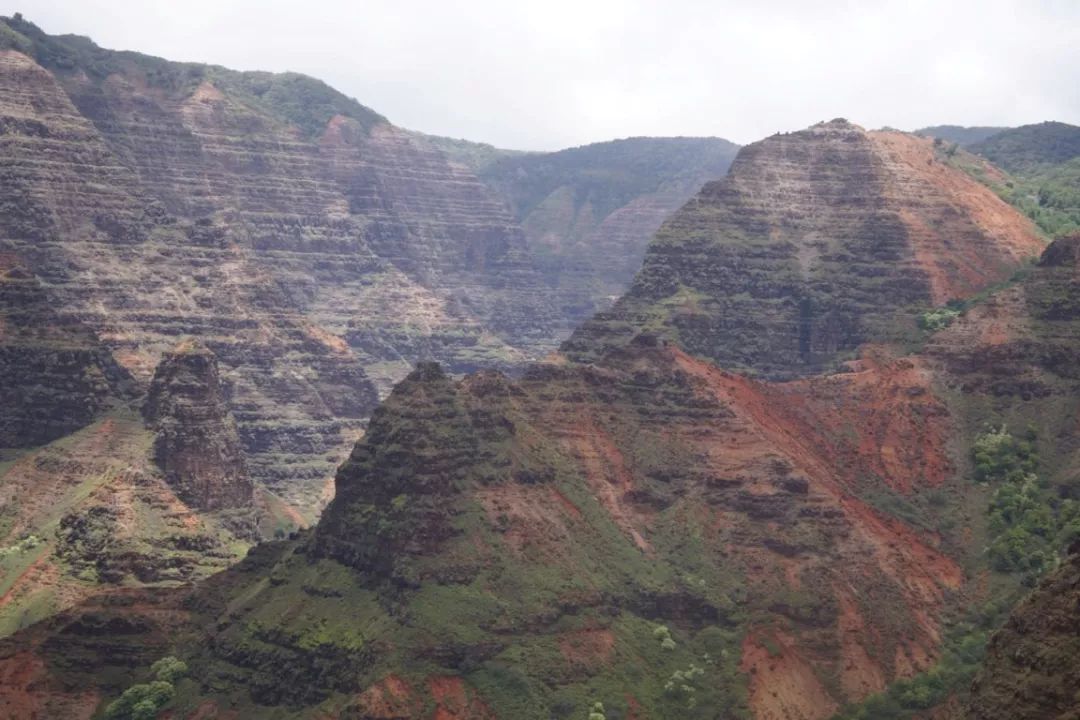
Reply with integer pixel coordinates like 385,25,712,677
0,14,737,517
3,13,1080,720
4,110,1079,719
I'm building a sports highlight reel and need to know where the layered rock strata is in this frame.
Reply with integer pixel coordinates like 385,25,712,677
142,341,253,512
566,120,1045,377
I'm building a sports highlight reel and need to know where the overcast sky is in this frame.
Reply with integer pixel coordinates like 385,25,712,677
9,0,1080,150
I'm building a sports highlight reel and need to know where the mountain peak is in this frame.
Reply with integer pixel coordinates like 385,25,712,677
565,120,1044,377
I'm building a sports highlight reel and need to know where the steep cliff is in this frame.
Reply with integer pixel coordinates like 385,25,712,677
142,341,253,512
0,16,740,521
0,254,132,447
0,15,554,516
0,122,1062,720
565,119,1045,377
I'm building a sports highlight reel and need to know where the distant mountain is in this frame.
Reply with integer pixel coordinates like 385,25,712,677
914,124,1009,147
969,121,1080,172
477,137,741,323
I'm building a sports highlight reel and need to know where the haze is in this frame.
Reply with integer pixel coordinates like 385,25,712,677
10,0,1080,150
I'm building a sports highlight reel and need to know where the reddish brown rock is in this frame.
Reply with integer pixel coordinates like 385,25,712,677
143,341,253,512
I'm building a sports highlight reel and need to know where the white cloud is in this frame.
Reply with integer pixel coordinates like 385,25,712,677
8,0,1080,149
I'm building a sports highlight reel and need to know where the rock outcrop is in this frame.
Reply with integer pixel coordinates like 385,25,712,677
965,547,1080,720
566,119,1045,377
142,341,253,512
0,413,257,639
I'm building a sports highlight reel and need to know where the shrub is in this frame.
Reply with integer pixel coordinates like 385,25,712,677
653,624,677,650
103,681,174,720
918,308,961,332
972,426,1036,483
103,656,188,720
149,656,188,683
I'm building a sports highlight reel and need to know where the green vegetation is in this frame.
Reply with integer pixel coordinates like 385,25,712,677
918,307,960,332
832,597,1014,720
479,137,739,223
587,701,607,720
974,427,1080,579
835,424,1078,719
972,425,1037,483
0,533,41,557
0,14,386,137
654,624,677,651
664,663,706,708
970,122,1080,174
103,656,188,720
987,159,1080,237
940,123,1080,238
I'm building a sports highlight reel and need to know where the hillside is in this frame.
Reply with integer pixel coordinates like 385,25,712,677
951,122,1080,238
2,123,1076,720
969,121,1080,173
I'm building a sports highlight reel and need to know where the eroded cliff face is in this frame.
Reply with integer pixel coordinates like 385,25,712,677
142,341,253,512
0,120,1058,720
0,255,132,447
0,16,569,516
566,119,1045,377
0,335,971,719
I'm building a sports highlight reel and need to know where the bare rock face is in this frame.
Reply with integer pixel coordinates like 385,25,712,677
143,341,253,511
566,119,1045,377
0,18,551,513
0,256,132,447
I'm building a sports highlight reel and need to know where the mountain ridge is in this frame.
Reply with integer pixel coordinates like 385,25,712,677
1,117,1070,720
0,14,741,644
